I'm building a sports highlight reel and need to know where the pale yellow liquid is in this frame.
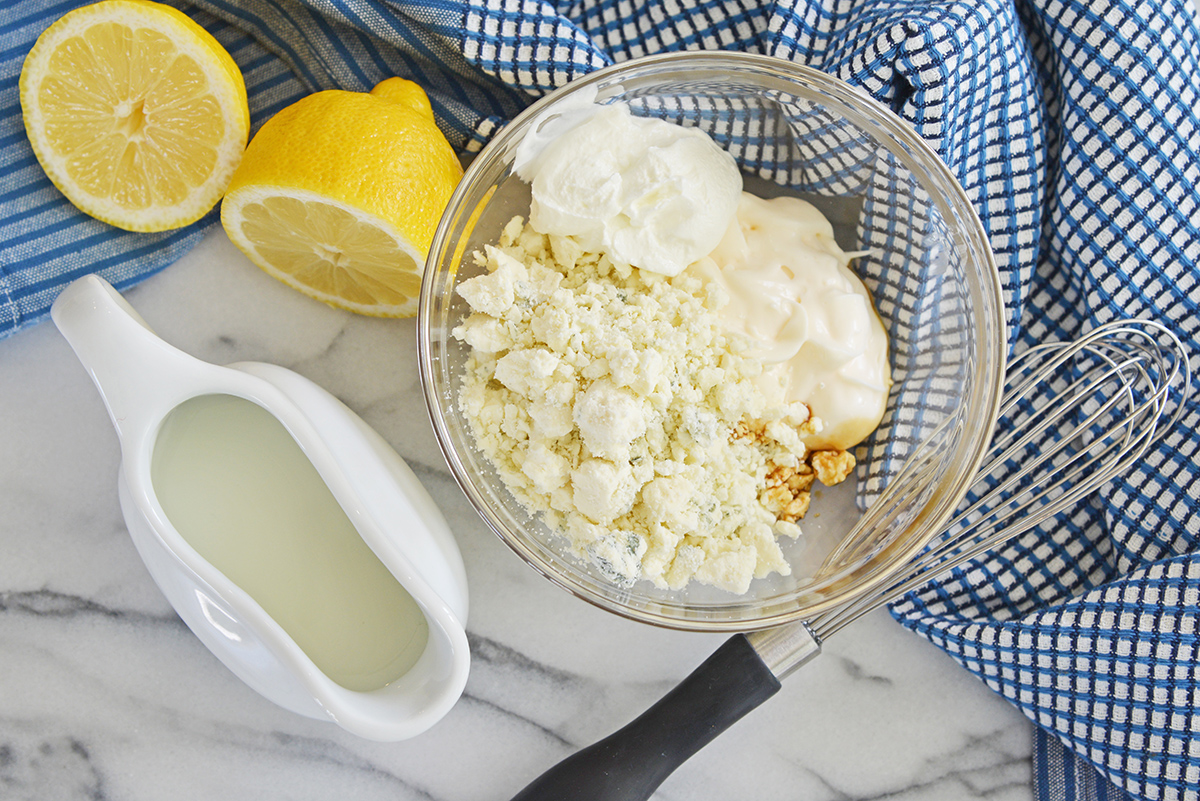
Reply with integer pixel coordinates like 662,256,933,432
151,394,429,692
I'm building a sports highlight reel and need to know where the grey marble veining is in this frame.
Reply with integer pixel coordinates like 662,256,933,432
0,230,1033,801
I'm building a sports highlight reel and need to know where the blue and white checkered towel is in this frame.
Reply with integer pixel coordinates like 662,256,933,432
3,1,1198,798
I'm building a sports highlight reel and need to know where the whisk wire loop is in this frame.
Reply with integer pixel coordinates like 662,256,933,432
806,319,1189,641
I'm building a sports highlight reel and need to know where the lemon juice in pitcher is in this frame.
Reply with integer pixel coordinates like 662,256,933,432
151,393,429,692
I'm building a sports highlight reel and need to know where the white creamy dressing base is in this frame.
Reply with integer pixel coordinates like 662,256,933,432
514,102,890,451
464,101,895,592
695,192,892,451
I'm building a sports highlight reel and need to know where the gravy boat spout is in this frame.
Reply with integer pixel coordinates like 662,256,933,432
51,275,470,741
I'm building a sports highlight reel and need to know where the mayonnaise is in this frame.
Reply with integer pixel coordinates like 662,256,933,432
513,104,742,277
695,192,892,451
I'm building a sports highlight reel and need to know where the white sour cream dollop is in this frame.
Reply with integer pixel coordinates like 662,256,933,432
514,104,742,277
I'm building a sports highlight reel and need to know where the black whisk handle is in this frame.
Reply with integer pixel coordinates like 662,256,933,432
510,634,780,801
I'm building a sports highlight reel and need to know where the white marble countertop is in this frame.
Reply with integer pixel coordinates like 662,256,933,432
0,229,1035,801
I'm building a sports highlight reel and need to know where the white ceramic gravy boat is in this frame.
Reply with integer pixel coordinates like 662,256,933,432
51,275,469,741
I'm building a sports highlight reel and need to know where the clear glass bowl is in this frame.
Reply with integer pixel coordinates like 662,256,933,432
418,52,1005,632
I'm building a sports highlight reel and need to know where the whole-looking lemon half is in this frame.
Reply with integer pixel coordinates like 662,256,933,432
19,0,249,232
220,78,464,318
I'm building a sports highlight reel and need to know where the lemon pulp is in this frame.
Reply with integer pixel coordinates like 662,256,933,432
232,190,424,314
20,0,249,231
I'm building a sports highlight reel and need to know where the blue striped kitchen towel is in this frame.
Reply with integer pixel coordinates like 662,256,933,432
2,1,1198,799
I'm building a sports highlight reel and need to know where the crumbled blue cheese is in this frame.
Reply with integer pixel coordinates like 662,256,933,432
454,217,819,594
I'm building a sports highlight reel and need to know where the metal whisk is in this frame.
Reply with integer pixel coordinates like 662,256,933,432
748,317,1189,679
510,318,1190,801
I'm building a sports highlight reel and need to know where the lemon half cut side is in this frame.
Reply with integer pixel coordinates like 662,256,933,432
19,0,250,232
222,186,426,317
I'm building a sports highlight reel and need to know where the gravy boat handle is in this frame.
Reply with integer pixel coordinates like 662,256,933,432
51,275,221,442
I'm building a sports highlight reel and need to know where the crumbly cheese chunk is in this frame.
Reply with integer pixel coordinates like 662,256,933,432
454,217,850,594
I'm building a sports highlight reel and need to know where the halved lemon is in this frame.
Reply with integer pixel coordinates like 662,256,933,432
220,78,463,318
19,0,249,232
